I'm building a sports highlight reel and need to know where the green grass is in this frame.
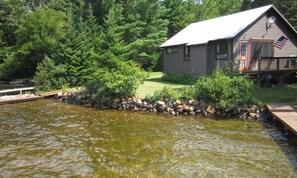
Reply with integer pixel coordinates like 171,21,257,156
137,72,297,107
254,84,297,106
136,72,186,97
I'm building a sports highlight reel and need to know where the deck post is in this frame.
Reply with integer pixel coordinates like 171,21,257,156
276,58,280,71
257,58,261,86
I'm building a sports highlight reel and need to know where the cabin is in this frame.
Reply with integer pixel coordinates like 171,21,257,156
160,5,297,82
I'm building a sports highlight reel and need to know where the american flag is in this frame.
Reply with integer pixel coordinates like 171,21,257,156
275,35,288,49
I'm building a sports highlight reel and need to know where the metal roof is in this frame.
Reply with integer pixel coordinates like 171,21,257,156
160,5,274,47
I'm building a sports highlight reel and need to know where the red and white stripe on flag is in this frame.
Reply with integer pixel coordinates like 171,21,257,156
275,35,288,49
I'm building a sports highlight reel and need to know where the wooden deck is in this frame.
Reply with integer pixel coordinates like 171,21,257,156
0,90,62,105
242,56,296,85
266,103,297,135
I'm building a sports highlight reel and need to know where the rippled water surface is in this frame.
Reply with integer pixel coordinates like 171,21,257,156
1,99,297,177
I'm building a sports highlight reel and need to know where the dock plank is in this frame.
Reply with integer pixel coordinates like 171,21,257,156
0,95,43,105
0,90,62,105
40,90,62,97
266,103,295,112
267,103,297,135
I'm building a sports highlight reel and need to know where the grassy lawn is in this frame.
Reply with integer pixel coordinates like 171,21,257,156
136,72,186,97
137,72,297,107
254,83,297,106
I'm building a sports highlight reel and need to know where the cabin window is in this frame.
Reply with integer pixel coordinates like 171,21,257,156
216,41,228,60
184,46,190,60
166,47,178,54
241,43,248,57
250,41,273,61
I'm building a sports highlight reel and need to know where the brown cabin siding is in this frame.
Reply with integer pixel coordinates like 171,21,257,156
163,44,208,75
207,41,233,73
163,45,191,74
189,45,207,75
233,9,297,70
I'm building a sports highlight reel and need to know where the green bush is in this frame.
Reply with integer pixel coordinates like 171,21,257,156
85,60,146,103
145,86,181,102
180,85,196,100
162,72,197,85
34,56,68,91
195,69,255,109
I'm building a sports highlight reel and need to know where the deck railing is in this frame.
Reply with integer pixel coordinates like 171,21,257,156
258,56,297,72
0,87,35,95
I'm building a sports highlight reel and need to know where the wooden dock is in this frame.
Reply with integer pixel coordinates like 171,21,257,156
266,103,297,135
0,95,43,104
0,90,62,105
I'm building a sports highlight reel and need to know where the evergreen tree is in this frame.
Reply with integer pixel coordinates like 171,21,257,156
56,5,101,86
217,0,244,16
127,0,168,70
275,0,297,30
162,0,187,38
101,4,128,65
241,0,297,30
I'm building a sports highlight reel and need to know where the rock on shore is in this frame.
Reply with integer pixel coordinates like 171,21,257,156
55,92,264,120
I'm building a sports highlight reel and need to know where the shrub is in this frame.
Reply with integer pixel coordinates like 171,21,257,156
145,86,181,102
194,68,255,109
180,85,196,100
85,60,146,103
162,72,197,84
34,56,68,91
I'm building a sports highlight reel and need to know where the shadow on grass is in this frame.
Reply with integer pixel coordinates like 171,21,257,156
144,77,163,83
254,84,297,106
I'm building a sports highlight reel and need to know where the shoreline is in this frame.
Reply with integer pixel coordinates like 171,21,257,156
55,91,266,120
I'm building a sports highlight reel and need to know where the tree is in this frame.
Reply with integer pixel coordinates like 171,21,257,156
162,0,187,38
125,0,168,70
217,0,243,16
56,5,101,86
34,56,68,91
14,6,66,75
101,4,129,65
241,0,297,30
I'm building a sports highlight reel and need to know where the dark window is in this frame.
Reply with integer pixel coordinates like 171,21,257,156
216,41,228,60
251,42,262,60
166,47,178,54
184,46,190,60
251,41,273,61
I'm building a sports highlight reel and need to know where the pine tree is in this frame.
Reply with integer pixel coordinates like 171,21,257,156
101,4,128,65
125,0,168,70
56,5,101,86
162,0,187,38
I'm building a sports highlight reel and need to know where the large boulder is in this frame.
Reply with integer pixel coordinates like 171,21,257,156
206,105,215,114
175,100,182,105
157,101,166,106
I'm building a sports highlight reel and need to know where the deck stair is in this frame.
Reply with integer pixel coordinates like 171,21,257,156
266,103,297,135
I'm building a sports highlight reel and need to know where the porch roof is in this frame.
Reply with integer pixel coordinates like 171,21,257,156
160,5,273,48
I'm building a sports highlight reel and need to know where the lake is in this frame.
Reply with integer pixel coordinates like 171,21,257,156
0,99,297,177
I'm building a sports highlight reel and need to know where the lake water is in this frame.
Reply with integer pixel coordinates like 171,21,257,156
1,99,297,177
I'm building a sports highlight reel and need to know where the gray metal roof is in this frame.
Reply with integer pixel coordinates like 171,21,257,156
160,5,277,47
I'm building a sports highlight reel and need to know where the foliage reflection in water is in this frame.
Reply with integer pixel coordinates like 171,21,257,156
0,99,297,177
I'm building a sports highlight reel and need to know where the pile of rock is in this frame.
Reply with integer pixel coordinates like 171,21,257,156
56,92,264,120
